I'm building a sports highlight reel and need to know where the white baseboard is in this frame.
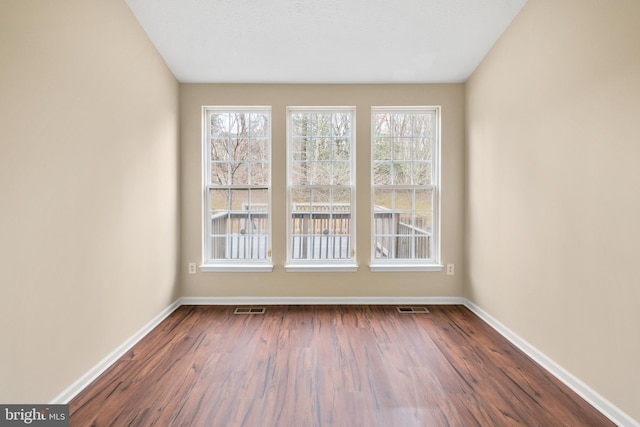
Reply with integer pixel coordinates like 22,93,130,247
463,299,639,427
179,296,465,306
52,295,638,426
49,298,182,404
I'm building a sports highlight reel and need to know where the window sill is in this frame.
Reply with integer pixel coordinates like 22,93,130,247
369,263,443,272
200,264,274,273
284,263,359,273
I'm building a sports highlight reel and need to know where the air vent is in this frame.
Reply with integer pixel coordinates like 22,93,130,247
233,307,266,315
396,306,430,314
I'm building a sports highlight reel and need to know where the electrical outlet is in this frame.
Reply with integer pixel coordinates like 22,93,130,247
446,264,455,275
188,262,197,274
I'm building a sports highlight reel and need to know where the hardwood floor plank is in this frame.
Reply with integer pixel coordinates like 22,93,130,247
69,305,615,426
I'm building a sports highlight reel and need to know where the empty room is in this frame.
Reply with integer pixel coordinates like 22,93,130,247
1,0,638,426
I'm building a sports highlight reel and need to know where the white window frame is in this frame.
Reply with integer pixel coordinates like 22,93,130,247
370,106,442,272
285,106,358,272
201,106,273,272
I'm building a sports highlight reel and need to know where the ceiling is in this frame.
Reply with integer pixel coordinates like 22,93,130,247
124,0,527,84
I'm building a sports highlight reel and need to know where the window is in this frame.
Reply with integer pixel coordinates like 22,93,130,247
202,107,272,271
371,107,441,271
286,107,357,271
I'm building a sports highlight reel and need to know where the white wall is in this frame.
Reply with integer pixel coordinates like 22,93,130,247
0,0,180,402
466,0,640,421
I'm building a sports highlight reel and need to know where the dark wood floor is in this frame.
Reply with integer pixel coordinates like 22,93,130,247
70,305,614,426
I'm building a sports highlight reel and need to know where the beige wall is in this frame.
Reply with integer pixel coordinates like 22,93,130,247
0,1,179,402
466,0,640,421
180,84,465,297
5,0,636,419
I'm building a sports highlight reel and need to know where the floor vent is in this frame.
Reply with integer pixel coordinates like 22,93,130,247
233,307,266,315
396,306,430,314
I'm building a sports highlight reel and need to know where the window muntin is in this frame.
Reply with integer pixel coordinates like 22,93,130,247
203,107,271,268
371,107,439,265
286,108,356,267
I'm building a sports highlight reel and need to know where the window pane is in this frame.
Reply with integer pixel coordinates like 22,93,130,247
413,162,432,185
210,162,229,185
330,188,352,258
230,162,249,185
392,113,412,137
374,113,392,137
248,188,269,212
315,114,332,136
249,138,269,161
332,113,351,137
310,137,331,161
290,187,311,259
415,212,432,233
291,161,310,186
413,113,433,138
393,139,412,161
373,138,392,161
210,189,230,212
291,187,311,211
207,188,265,260
245,189,269,259
310,188,330,211
397,213,413,234
373,211,393,235
333,161,350,185
249,113,269,137
393,162,412,185
414,137,432,161
333,188,351,210
373,202,394,259
373,162,392,185
228,137,249,161
311,162,332,185
291,113,311,137
230,113,250,137
374,189,393,210
211,138,229,161
230,189,249,211
395,238,412,258
209,188,229,260
414,188,433,211
333,138,350,160
394,189,412,210
291,138,310,160
250,162,269,185
211,113,231,137
411,211,432,259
